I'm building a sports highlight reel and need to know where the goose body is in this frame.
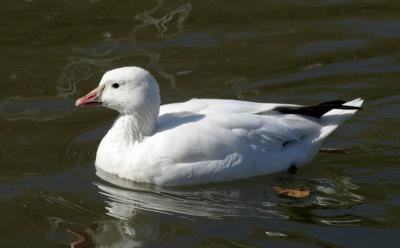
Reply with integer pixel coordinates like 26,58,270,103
76,67,363,185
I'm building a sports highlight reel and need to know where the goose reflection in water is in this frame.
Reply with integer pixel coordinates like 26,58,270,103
75,169,286,247
95,168,287,220
75,213,159,248
73,168,363,247
71,170,163,247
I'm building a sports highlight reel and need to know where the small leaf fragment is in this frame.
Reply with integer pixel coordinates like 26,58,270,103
273,186,310,198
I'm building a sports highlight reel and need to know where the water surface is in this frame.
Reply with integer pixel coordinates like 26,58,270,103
1,0,399,247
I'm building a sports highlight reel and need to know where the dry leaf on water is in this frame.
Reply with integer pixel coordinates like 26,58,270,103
273,186,310,198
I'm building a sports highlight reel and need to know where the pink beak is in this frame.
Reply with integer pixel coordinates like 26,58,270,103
75,85,104,107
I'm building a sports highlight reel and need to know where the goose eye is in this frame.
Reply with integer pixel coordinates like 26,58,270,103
112,83,119,89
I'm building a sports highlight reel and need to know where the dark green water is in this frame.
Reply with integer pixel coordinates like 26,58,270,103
1,0,399,247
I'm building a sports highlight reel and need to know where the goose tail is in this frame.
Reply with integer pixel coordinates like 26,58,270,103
317,98,364,141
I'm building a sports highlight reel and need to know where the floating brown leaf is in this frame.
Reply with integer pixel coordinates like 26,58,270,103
273,186,310,198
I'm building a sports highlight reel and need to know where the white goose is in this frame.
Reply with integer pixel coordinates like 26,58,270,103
76,66,363,186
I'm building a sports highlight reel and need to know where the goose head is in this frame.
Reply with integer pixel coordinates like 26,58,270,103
76,66,160,114
76,67,161,137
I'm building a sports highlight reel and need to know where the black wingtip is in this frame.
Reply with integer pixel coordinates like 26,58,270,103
319,100,363,110
318,100,346,106
273,99,362,118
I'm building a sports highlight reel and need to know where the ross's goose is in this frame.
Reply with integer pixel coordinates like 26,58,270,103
76,66,363,185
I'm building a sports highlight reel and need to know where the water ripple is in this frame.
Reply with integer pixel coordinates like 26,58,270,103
235,56,400,93
134,1,192,38
56,0,193,96
94,169,365,223
0,97,72,121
